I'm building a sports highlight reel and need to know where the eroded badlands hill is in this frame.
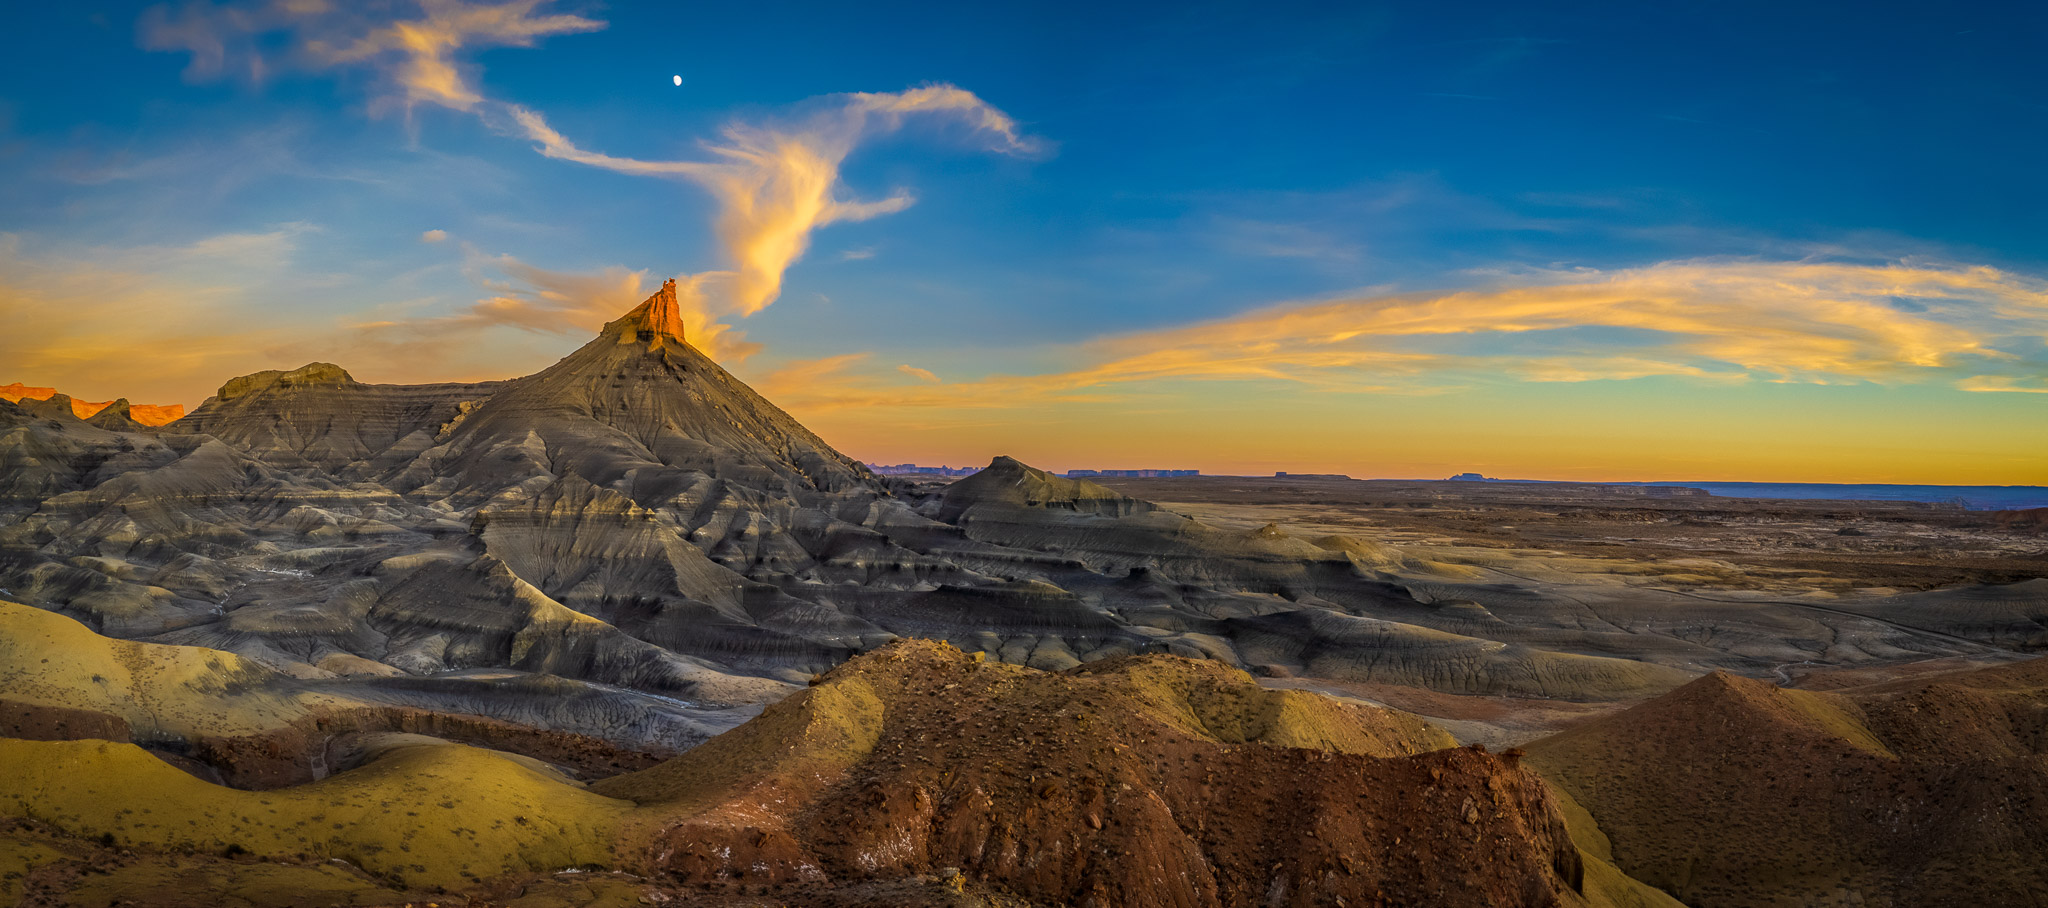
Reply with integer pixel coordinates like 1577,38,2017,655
0,280,1767,723
0,610,1679,908
1,628,1681,908
1528,658,2048,907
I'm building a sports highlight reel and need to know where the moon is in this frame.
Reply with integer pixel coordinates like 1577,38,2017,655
672,75,682,87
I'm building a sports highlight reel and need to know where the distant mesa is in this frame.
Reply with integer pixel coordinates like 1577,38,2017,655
867,462,976,477
868,463,1203,480
1440,472,1714,498
2,382,60,406
0,381,185,426
214,362,357,402
1064,468,1199,478
1274,471,1353,480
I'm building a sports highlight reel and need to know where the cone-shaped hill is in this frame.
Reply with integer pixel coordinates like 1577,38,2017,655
393,279,879,504
936,454,1154,521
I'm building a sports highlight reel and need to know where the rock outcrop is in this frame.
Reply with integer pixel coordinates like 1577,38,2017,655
0,634,1627,907
176,362,505,473
600,639,1590,907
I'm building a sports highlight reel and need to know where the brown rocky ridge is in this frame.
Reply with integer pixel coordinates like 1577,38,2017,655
1526,656,2048,907
1,606,1669,907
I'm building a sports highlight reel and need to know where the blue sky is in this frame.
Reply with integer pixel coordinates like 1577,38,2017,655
2,1,2045,481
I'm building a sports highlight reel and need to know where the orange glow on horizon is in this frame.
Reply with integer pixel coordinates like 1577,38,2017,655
0,383,187,426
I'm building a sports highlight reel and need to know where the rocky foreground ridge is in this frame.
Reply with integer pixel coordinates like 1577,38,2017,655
12,591,2046,907
1,601,1655,907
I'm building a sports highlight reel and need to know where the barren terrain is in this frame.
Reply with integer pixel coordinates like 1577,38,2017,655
4,285,2044,907
1079,475,2048,744
1091,475,2048,592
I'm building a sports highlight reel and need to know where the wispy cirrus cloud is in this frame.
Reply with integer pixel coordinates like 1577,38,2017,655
348,80,1038,363
507,84,1040,319
752,258,2048,411
141,0,601,118
140,1,1039,361
308,0,601,114
1959,376,2048,394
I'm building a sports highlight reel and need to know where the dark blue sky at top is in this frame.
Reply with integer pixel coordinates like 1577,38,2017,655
1,0,2043,361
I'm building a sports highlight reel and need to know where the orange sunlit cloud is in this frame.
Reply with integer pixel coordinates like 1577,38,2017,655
1959,376,2048,394
143,0,603,117
731,257,2048,484
752,258,2048,414
509,84,1039,320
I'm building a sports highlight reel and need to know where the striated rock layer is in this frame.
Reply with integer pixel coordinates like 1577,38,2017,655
175,362,505,474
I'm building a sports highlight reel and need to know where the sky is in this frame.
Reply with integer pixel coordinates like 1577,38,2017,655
1,0,2044,484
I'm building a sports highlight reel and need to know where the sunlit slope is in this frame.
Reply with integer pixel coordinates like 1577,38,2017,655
1542,784,1691,908
0,598,314,739
0,737,630,889
0,825,423,908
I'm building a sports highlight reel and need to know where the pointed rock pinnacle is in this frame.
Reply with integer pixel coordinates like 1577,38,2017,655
609,278,687,348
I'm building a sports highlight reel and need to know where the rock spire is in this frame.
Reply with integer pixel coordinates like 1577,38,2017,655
609,278,687,348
